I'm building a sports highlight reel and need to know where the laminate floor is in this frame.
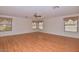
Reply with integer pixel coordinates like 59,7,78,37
0,32,79,52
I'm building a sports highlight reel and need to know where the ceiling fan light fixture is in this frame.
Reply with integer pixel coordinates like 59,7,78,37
34,13,42,17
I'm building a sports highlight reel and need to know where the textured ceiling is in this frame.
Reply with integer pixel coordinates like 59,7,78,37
0,6,79,18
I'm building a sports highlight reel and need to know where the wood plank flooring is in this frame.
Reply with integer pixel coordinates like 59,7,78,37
0,32,79,52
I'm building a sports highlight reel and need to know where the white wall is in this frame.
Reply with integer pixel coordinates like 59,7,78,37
43,14,79,38
0,14,79,38
0,15,33,36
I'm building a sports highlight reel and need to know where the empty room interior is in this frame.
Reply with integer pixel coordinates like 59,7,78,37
0,6,79,52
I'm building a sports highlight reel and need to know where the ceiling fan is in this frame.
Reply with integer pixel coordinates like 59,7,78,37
33,13,42,18
25,13,42,19
32,13,45,22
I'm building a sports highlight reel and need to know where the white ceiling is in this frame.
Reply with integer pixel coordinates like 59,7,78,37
0,6,79,18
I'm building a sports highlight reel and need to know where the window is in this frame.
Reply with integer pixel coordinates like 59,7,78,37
0,17,12,31
38,21,43,30
32,21,37,30
64,16,78,32
32,21,43,30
